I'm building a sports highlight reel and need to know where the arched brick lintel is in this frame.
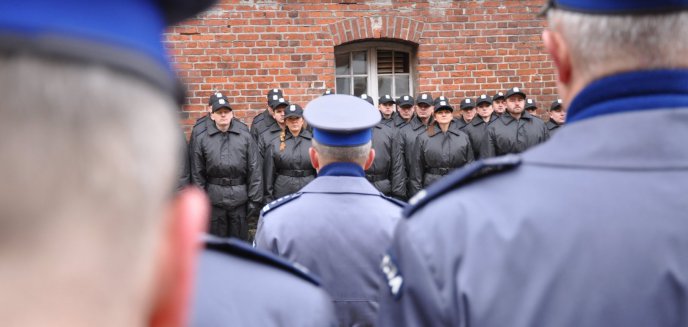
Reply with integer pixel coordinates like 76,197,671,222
327,16,425,47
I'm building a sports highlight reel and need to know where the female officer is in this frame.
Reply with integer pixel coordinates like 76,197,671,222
408,99,474,197
263,104,316,203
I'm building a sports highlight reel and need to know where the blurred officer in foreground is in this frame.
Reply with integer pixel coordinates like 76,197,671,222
480,87,549,158
378,1,688,326
492,91,507,116
0,0,216,325
255,95,404,326
191,98,263,240
408,100,474,197
263,104,316,203
464,94,499,160
192,236,336,326
547,99,566,136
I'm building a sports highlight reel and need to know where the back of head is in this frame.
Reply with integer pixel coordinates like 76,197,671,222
0,54,179,326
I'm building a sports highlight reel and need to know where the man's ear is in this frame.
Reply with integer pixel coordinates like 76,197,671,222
149,187,209,327
363,148,376,170
309,147,320,171
543,29,572,86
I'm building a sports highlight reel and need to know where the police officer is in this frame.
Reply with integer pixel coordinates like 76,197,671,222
250,88,283,142
379,94,406,129
459,98,477,127
524,98,542,120
396,95,415,124
492,91,507,116
361,94,407,200
480,87,550,158
190,97,263,240
257,96,290,157
398,93,435,195
263,104,316,203
463,94,499,160
547,99,565,136
192,236,337,326
190,92,248,147
255,95,403,326
408,99,474,197
378,1,688,326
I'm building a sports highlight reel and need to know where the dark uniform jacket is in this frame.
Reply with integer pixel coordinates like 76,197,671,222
250,109,277,142
366,123,407,200
463,114,499,160
377,70,688,327
398,115,431,194
255,163,403,327
190,121,263,216
263,129,316,203
192,236,337,327
547,119,561,136
190,114,248,145
480,111,549,158
257,120,283,158
408,120,474,197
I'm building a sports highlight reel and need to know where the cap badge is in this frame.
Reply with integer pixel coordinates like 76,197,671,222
514,87,520,92
218,99,225,104
404,96,409,100
272,95,278,100
362,94,368,99
273,88,279,92
465,99,470,103
481,95,486,99
498,92,504,96
215,92,223,97
557,99,562,103
422,94,428,99
279,98,285,102
290,105,296,111
527,99,533,103
440,101,447,106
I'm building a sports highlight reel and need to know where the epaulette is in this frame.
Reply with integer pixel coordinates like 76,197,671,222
260,192,302,216
380,194,407,208
204,235,320,286
193,114,208,127
404,154,522,217
232,118,249,132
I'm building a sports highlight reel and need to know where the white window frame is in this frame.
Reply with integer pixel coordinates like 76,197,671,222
335,41,417,104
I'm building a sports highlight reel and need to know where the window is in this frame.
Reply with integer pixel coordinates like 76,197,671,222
335,42,416,103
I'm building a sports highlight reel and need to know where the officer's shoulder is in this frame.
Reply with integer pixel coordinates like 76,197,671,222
233,118,249,131
404,154,522,217
261,192,302,216
379,194,406,208
204,235,320,286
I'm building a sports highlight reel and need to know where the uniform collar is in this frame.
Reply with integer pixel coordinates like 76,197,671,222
318,162,366,177
500,110,534,124
207,119,241,135
567,69,688,124
286,128,312,140
472,113,498,126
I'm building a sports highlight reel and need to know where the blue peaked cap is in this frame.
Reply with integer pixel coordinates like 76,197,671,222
543,0,688,15
305,95,380,147
0,0,216,102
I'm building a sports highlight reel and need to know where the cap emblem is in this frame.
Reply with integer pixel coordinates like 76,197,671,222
481,95,487,99
440,101,447,106
514,87,520,92
465,99,470,103
422,94,428,99
279,98,285,102
215,92,223,97
272,95,278,100
290,105,296,111
273,88,279,92
557,99,562,104
218,99,225,104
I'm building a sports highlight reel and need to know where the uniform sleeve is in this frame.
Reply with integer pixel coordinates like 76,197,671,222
263,142,276,204
190,134,207,189
480,126,496,159
391,131,408,201
377,219,466,326
254,214,280,255
465,135,475,164
246,136,264,217
408,137,425,197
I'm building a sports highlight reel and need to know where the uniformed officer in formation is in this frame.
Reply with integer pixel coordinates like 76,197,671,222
398,93,435,195
263,104,316,203
492,91,507,116
190,92,249,148
250,88,283,143
408,99,474,197
192,236,336,326
396,95,416,124
361,94,407,200
379,94,407,129
255,94,404,326
524,98,541,120
480,87,550,158
190,97,263,240
458,98,477,128
378,0,688,326
463,94,499,160
547,99,565,136
256,96,290,157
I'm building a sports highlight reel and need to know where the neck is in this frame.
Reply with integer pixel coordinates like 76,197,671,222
383,113,392,119
420,116,430,125
289,128,300,137
216,122,230,132
438,121,450,132
509,112,522,120
480,115,490,122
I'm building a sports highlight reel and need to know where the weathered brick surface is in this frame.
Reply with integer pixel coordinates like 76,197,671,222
165,0,555,135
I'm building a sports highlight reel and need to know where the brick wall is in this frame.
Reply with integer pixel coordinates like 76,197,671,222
164,0,555,136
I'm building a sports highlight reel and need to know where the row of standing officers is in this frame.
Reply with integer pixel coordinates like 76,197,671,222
185,86,566,240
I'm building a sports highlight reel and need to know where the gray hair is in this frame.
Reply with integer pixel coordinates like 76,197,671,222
547,9,688,79
311,139,372,166
0,54,180,323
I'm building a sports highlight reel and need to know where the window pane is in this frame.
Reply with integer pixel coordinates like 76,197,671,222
378,75,393,97
352,51,367,75
377,50,394,74
336,53,350,75
395,75,410,96
336,77,351,95
394,51,410,74
353,77,367,97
